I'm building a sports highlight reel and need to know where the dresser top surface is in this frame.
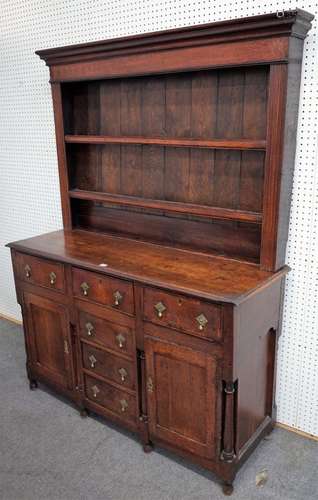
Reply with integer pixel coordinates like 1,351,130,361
8,229,287,304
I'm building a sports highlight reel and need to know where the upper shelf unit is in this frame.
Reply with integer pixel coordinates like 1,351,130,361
39,9,314,270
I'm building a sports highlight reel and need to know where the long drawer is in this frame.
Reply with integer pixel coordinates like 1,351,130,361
143,287,222,341
84,373,137,424
73,267,134,314
82,342,135,390
78,310,134,357
14,252,65,292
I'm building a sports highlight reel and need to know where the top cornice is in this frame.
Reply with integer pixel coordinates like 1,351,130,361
36,9,314,66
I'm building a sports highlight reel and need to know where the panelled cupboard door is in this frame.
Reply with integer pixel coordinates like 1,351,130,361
145,336,218,459
23,293,73,390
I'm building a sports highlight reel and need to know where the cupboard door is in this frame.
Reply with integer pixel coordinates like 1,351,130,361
24,292,74,390
145,336,218,459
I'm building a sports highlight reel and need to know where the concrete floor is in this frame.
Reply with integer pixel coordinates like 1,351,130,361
0,317,317,500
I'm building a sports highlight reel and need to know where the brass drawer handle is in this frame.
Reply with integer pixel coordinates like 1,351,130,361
91,385,100,398
85,322,94,336
147,376,154,393
24,264,31,278
113,290,123,306
49,271,57,285
80,282,90,296
115,333,126,349
88,354,97,369
154,301,166,318
196,313,208,331
118,367,128,382
120,399,128,412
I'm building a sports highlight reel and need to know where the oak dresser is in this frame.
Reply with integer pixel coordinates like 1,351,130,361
7,9,313,495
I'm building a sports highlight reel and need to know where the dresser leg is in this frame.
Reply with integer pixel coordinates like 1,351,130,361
80,408,89,418
29,379,38,390
142,442,153,453
222,481,234,496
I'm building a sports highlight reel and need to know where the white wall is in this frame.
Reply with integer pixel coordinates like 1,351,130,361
1,0,317,437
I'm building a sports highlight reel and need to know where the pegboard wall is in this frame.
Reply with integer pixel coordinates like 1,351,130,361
0,0,317,437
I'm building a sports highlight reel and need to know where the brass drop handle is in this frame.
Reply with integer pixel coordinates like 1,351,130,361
88,354,97,369
24,264,31,278
196,313,208,331
113,290,123,306
154,301,166,318
116,333,126,349
147,376,154,393
85,322,94,336
91,385,100,398
120,399,128,412
49,272,57,285
80,282,90,296
118,367,128,382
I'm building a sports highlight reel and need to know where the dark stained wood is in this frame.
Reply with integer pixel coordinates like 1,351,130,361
69,189,262,222
48,37,289,82
7,229,287,305
84,372,137,424
51,83,72,228
77,308,135,357
15,252,65,292
74,202,262,262
24,292,74,390
72,267,135,314
82,341,135,389
65,134,266,150
7,10,314,495
143,287,222,341
145,334,218,459
260,64,288,271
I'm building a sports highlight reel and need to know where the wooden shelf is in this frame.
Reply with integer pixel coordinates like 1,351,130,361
65,135,266,151
69,189,263,223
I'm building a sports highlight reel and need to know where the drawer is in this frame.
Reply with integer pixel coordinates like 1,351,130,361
143,288,222,341
84,373,137,423
73,268,134,314
78,310,134,357
14,252,65,292
82,343,135,390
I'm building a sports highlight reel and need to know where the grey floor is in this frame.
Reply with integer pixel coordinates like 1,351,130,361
0,319,317,500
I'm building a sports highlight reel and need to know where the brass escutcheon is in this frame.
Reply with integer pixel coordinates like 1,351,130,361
91,385,100,398
147,376,154,393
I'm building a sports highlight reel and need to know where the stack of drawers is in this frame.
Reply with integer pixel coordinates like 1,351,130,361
72,268,138,427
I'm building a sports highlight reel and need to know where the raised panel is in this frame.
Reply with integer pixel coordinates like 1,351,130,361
23,292,73,390
145,336,219,459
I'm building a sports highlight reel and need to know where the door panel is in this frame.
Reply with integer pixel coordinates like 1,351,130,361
24,292,73,390
145,335,219,459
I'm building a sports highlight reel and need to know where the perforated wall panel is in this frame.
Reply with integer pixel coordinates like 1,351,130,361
0,0,317,437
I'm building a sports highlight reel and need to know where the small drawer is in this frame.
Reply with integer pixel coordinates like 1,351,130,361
82,343,135,390
14,252,65,292
143,288,222,341
84,374,137,423
78,310,134,356
73,268,134,314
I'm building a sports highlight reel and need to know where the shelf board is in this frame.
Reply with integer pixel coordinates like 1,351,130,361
69,189,263,223
65,135,266,150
